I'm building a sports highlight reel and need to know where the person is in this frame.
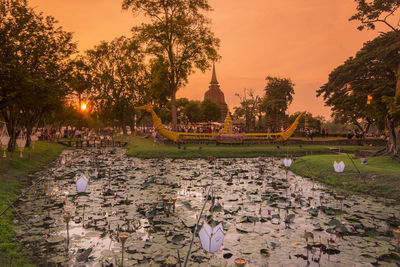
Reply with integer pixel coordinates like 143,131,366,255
347,129,353,139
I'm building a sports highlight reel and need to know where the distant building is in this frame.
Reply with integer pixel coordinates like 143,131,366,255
204,64,228,122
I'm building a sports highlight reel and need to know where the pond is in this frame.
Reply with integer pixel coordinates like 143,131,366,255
15,148,400,266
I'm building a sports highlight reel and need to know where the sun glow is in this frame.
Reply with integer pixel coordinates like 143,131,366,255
81,102,87,111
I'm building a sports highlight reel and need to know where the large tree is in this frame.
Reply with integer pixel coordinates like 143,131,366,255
317,32,400,136
122,0,220,131
0,0,76,150
261,77,295,131
349,0,400,155
84,36,148,134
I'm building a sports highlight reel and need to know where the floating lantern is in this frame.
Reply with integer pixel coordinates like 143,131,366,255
76,174,88,193
16,131,26,158
333,161,345,173
198,222,224,253
234,258,247,267
0,124,10,158
283,158,292,167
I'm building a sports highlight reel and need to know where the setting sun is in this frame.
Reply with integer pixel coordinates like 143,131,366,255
81,102,87,111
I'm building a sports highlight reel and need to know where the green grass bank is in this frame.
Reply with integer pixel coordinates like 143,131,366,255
291,154,400,201
126,136,382,158
0,142,65,267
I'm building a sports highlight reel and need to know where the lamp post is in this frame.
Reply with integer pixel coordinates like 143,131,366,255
63,213,72,252
394,229,400,252
119,234,128,267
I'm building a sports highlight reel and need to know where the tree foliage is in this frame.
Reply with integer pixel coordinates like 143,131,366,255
122,0,220,130
0,0,76,150
317,32,400,133
350,0,400,31
261,76,294,131
84,36,148,134
233,89,261,132
348,0,400,155
201,98,221,122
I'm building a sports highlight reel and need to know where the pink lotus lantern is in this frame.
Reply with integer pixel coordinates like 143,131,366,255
16,131,26,158
283,158,293,167
0,123,10,158
333,161,345,173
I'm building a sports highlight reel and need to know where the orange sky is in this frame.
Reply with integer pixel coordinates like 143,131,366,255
30,0,380,119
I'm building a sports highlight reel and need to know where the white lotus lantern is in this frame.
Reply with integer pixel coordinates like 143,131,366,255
283,158,293,167
333,161,345,173
0,124,10,158
16,131,26,158
198,222,224,253
76,174,88,193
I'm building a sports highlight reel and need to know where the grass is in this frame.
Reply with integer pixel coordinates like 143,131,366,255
291,154,400,201
0,141,65,267
126,136,382,159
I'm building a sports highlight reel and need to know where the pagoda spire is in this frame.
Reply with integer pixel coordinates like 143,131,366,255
210,63,218,84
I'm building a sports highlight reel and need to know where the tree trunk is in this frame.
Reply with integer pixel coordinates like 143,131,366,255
6,117,17,152
386,63,400,156
121,122,127,135
171,86,177,131
385,62,400,156
26,127,32,148
386,118,400,156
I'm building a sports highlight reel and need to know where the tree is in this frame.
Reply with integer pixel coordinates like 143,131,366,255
261,77,295,131
234,89,261,132
68,58,92,109
288,112,322,132
148,58,171,109
317,32,400,137
84,36,148,134
348,0,400,155
122,0,220,130
183,100,202,123
0,0,76,150
201,98,221,122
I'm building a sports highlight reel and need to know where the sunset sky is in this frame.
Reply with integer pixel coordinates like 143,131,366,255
30,0,382,119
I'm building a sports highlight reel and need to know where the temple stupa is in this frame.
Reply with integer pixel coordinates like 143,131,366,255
204,64,228,122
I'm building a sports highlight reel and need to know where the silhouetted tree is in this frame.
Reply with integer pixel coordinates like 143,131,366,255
122,0,220,130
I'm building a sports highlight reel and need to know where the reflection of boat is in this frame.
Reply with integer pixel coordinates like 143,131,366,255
135,105,305,143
